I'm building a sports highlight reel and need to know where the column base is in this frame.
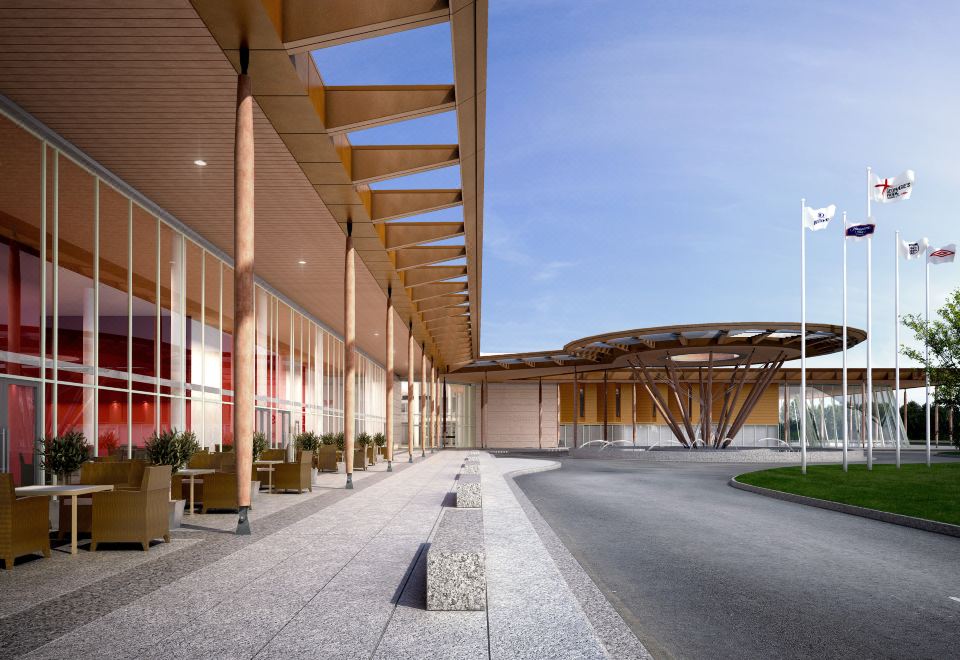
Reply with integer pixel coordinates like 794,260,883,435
345,473,354,490
236,506,251,536
387,460,393,472
408,453,414,463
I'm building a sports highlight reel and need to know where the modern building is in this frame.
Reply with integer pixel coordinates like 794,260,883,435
0,2,926,487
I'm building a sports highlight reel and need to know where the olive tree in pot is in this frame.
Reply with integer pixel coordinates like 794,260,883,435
36,429,90,485
249,431,268,498
356,432,373,466
145,428,200,529
373,432,386,458
294,431,321,482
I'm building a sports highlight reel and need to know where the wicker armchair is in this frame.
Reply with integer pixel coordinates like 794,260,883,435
353,448,367,471
200,456,248,513
317,445,338,473
0,474,51,570
260,448,286,462
90,465,171,552
274,451,313,493
59,460,146,540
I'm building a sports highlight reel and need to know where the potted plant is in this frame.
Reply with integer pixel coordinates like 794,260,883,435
98,429,120,458
144,428,199,528
357,432,374,465
335,431,345,462
294,431,321,482
252,431,268,461
373,432,386,458
37,429,90,484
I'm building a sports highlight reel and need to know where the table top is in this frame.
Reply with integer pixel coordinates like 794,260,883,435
255,466,275,472
16,484,115,497
254,459,285,465
178,468,216,476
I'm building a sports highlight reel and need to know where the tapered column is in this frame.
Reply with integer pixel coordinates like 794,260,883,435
572,368,579,449
343,222,356,489
233,53,254,534
481,373,487,449
433,364,439,451
429,362,436,452
407,322,414,462
385,287,394,472
420,346,427,457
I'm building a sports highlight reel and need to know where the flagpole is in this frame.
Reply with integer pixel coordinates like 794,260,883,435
866,167,873,471
842,212,848,472
894,230,901,469
800,198,807,475
925,252,931,467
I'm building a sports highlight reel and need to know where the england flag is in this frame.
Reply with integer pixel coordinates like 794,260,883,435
928,244,956,265
803,204,836,231
900,238,928,260
870,170,915,204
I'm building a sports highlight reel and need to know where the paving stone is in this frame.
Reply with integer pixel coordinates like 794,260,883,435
456,473,482,508
426,508,486,611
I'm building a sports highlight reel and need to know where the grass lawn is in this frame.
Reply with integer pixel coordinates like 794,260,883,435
736,463,960,526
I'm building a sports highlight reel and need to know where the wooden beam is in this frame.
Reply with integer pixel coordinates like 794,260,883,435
370,189,463,222
394,245,466,271
325,85,456,133
401,265,467,288
384,221,465,250
418,294,468,312
351,144,459,184
408,280,468,302
283,0,451,52
421,305,468,322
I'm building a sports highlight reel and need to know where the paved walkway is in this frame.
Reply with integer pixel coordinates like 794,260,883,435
1,451,646,659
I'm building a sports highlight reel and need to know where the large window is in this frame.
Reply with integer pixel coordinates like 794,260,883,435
0,107,384,477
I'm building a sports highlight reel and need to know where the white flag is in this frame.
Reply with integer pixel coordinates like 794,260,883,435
803,204,836,231
870,169,915,204
928,243,956,265
900,238,928,260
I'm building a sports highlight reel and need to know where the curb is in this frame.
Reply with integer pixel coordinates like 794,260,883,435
729,477,960,539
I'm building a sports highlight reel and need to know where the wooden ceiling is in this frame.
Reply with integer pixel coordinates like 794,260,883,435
0,0,487,372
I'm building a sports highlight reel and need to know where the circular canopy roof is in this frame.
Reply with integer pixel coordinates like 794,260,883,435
455,322,865,373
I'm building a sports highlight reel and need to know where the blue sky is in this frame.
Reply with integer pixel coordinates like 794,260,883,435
314,0,960,368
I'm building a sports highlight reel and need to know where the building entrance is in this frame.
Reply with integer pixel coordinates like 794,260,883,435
0,378,40,486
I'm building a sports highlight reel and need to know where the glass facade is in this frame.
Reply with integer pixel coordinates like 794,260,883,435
0,109,385,485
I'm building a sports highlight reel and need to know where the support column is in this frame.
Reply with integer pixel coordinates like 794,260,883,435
385,286,394,472
431,362,438,452
343,221,356,489
572,367,579,449
420,346,427,457
233,50,254,535
631,381,637,446
442,374,448,448
538,376,543,449
602,372,608,442
481,372,487,449
407,322,414,462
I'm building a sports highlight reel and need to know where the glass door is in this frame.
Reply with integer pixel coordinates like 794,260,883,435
0,378,40,487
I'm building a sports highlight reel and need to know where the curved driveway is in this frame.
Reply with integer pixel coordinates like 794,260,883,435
515,458,960,659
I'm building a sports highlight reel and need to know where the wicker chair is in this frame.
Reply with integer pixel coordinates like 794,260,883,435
353,448,367,471
90,465,171,552
260,448,286,462
59,460,146,540
274,451,313,493
0,474,51,570
317,445,338,473
365,446,377,465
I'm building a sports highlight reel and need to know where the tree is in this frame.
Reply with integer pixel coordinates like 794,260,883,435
902,287,960,450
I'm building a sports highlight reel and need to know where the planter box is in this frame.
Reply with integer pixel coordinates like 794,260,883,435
251,480,261,502
169,499,186,529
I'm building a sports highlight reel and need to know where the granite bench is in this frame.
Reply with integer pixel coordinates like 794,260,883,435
461,461,480,475
455,473,481,508
426,508,486,611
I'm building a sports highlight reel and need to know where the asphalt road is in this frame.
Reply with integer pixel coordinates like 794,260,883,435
515,457,960,659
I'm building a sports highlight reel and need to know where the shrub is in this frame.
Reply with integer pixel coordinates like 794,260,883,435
295,431,321,453
145,428,200,473
373,432,386,448
335,431,345,451
252,431,268,461
320,432,336,446
356,432,372,448
38,429,90,483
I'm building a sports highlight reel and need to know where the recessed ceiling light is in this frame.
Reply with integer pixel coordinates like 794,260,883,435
297,260,307,265
194,159,207,167
373,332,380,337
